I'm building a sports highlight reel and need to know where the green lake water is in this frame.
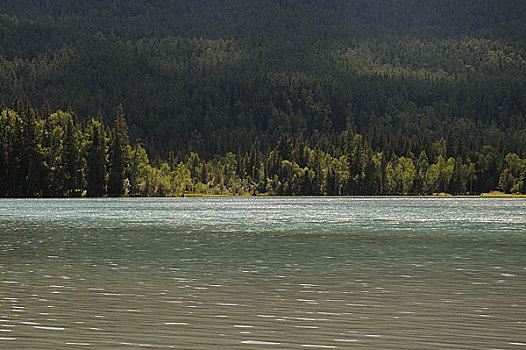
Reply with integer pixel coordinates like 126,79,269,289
0,197,525,349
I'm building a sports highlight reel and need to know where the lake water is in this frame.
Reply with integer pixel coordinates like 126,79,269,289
0,197,525,349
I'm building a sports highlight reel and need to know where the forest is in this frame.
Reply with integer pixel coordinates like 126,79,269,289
1,101,524,196
0,0,525,196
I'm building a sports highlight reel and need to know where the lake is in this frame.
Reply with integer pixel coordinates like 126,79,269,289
0,197,525,349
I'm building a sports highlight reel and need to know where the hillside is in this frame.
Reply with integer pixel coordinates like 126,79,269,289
0,0,525,196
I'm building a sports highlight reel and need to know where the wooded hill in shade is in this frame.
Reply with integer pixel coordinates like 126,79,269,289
1,101,524,197
0,1,525,196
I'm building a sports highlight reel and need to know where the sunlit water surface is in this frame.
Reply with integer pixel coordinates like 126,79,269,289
0,197,525,349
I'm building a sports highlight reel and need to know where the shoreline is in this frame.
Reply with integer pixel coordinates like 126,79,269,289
0,193,525,199
480,192,526,198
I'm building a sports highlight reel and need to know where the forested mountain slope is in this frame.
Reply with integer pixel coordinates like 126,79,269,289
0,1,525,196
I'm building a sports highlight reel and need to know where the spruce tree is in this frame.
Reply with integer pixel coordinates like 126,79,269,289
41,101,51,120
63,116,78,194
22,102,40,196
0,108,8,196
108,104,129,196
87,120,107,197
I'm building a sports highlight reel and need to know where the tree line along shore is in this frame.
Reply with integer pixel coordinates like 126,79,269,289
1,101,524,198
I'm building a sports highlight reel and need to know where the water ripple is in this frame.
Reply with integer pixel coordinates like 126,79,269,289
0,197,525,349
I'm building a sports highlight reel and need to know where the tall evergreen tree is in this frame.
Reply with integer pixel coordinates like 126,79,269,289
108,104,129,196
87,120,107,197
63,116,78,194
0,107,9,196
22,102,40,196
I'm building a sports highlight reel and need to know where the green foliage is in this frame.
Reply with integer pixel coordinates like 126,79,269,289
86,119,107,197
3,101,524,198
108,104,129,196
499,153,526,193
0,1,525,161
0,2,525,196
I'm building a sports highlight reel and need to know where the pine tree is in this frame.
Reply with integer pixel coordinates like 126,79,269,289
87,120,107,197
22,102,40,196
108,104,129,196
0,107,9,196
63,116,78,194
7,111,23,196
41,101,51,120
326,165,336,195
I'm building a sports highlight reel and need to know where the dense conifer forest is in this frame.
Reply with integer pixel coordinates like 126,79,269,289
0,0,525,196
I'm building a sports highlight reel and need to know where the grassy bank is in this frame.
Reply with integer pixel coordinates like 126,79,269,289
480,191,526,198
